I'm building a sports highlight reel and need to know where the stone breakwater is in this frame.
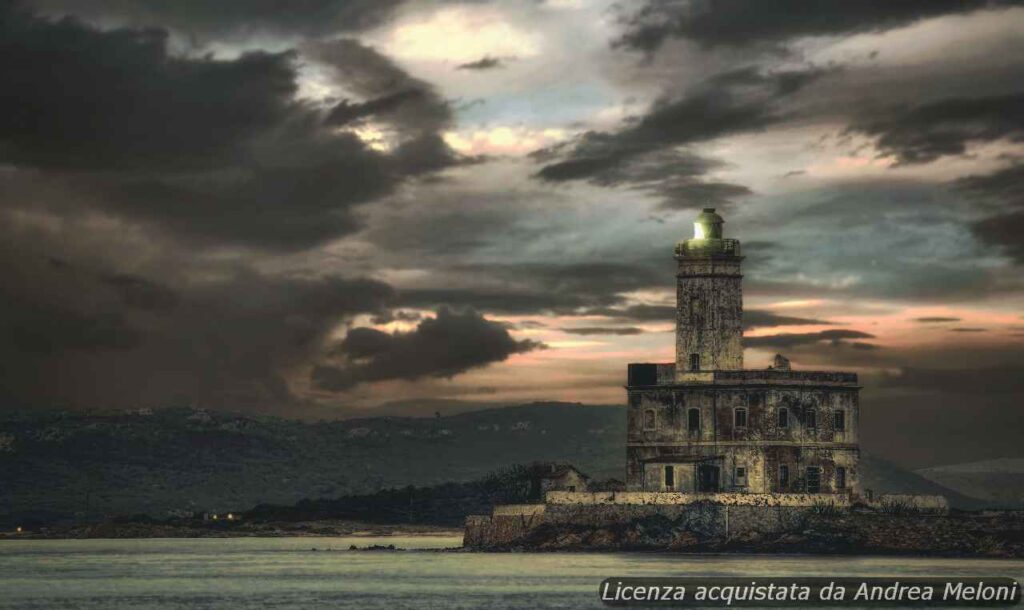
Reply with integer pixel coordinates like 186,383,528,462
464,495,1023,557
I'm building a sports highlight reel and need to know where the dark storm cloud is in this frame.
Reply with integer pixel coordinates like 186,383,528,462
457,56,504,71
613,0,1013,52
953,164,1024,263
955,164,1024,202
914,317,961,323
743,329,877,349
0,7,296,171
950,327,986,332
535,67,826,208
0,6,459,251
561,327,645,336
396,261,669,315
0,223,397,410
849,93,1024,165
881,365,1024,394
325,89,429,127
972,211,1024,263
306,38,453,134
586,304,676,321
26,0,405,38
656,182,753,210
312,309,544,391
46,256,179,312
743,310,833,330
6,306,142,354
588,305,834,329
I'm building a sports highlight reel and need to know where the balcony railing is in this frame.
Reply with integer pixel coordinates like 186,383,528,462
627,364,858,386
675,238,741,259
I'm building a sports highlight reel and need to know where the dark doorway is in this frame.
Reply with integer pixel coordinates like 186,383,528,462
664,465,674,489
697,464,720,492
805,466,822,493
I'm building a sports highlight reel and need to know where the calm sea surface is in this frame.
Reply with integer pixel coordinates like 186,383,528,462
0,536,1021,609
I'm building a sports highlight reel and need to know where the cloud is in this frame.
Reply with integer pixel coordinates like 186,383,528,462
312,308,544,391
955,163,1024,202
950,327,986,333
743,329,877,350
849,93,1024,165
881,365,1024,394
26,0,405,39
585,304,676,321
613,0,1012,52
914,317,961,323
395,261,668,315
580,306,833,329
535,67,826,207
972,210,1024,263
0,224,396,410
561,326,645,336
743,310,833,330
953,164,1024,263
457,56,504,70
0,7,460,251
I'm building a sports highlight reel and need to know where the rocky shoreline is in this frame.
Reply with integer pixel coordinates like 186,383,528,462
469,510,1024,558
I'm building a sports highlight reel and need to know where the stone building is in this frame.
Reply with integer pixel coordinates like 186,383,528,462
626,209,860,495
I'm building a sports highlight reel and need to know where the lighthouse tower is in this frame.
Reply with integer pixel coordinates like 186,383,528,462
674,208,744,379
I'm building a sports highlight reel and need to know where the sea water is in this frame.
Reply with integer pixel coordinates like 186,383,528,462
0,536,1021,609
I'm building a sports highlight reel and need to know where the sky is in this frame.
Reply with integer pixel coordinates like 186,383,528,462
1,0,1023,468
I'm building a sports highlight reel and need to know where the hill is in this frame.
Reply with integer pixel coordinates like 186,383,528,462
917,459,1024,508
0,404,986,526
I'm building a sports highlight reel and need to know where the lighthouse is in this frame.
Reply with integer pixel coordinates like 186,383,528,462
674,208,744,378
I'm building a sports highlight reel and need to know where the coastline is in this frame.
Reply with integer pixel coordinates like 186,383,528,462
0,520,463,540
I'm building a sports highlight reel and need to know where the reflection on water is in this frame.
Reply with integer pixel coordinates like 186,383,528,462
0,537,1021,609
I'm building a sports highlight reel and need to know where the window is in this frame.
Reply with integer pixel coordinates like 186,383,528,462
567,485,576,492
643,409,656,431
734,465,748,487
664,465,674,489
779,464,790,489
835,467,846,490
805,409,817,429
734,407,747,428
689,297,702,324
689,353,700,371
778,407,789,428
687,408,701,432
805,466,822,493
834,410,845,431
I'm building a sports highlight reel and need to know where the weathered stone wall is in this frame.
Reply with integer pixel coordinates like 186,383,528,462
626,383,860,492
675,257,744,374
545,491,852,506
465,494,953,550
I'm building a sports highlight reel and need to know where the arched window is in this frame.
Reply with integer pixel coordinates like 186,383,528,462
664,465,674,489
834,410,845,431
689,296,703,324
687,408,701,432
836,466,847,490
643,409,656,431
779,464,790,489
734,407,748,429
689,353,700,371
778,407,789,428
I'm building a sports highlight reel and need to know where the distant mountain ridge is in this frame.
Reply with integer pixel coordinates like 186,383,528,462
917,459,1024,508
0,403,989,526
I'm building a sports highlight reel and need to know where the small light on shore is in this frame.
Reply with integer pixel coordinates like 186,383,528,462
227,513,235,521
15,526,22,533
